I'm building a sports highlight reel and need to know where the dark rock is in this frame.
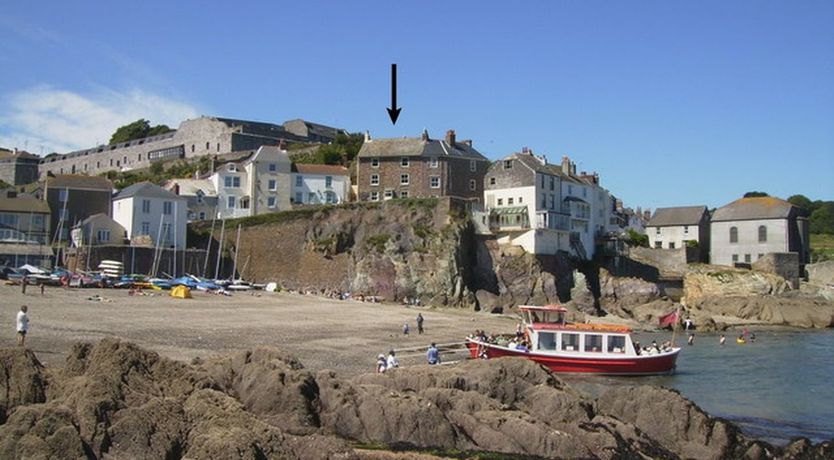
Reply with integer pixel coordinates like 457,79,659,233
0,348,49,424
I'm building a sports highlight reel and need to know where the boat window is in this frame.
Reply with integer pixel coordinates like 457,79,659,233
607,335,626,353
561,333,579,351
585,334,603,352
538,332,557,351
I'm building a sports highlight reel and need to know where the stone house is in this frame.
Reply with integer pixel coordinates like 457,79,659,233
0,148,40,186
482,149,571,255
646,205,710,261
356,130,489,202
710,196,810,271
39,116,345,177
0,190,52,267
291,164,351,205
112,182,188,249
209,146,292,219
43,174,114,244
71,213,127,246
163,178,218,222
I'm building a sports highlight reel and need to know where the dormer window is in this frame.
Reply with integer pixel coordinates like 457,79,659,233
371,158,380,168
401,157,410,167
227,164,237,172
503,160,512,170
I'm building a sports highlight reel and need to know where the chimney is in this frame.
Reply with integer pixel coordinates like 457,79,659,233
445,129,456,145
278,139,287,151
421,129,429,141
173,183,180,195
463,139,472,147
561,156,570,175
571,163,576,175
521,146,529,154
364,130,372,142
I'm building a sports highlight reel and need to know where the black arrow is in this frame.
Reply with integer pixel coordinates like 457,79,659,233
387,63,401,124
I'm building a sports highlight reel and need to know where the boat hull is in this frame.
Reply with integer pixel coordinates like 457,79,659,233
466,339,679,376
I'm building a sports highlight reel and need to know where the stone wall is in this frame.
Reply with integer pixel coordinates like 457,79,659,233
0,157,39,185
752,252,800,287
627,246,689,277
64,246,208,278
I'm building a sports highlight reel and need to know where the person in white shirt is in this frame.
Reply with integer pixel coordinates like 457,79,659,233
386,350,399,369
16,305,29,347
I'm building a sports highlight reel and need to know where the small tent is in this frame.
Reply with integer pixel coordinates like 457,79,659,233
170,285,192,299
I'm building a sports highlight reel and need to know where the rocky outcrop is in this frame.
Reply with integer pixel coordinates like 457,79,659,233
807,261,834,287
0,348,48,424
684,265,834,329
1,340,832,459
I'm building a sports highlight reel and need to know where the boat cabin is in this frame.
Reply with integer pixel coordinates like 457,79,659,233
519,305,638,356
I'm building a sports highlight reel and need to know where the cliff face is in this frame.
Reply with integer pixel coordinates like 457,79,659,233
202,199,478,307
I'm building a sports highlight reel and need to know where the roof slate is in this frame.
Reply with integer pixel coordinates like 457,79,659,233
46,174,113,191
711,196,799,222
647,206,708,227
0,195,51,213
358,136,488,161
291,164,349,175
113,182,184,201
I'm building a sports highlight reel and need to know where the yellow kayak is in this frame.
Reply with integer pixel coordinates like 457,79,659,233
736,338,746,344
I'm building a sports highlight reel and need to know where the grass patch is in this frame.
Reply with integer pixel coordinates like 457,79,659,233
811,233,834,262
365,234,391,253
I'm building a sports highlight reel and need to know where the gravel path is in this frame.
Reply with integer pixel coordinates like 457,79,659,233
1,284,516,376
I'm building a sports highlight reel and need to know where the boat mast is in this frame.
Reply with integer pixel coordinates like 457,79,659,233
202,206,217,277
230,224,241,281
214,218,226,280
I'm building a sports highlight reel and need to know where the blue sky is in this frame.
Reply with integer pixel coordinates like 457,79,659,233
1,1,832,209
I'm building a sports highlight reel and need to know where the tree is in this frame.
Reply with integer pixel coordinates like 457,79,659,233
109,119,172,145
743,191,769,198
810,202,834,234
625,228,649,248
787,194,814,212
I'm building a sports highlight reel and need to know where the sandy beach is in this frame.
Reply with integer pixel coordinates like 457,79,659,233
0,284,516,376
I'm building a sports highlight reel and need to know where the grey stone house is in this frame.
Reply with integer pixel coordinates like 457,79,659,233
0,148,40,186
43,174,114,244
646,205,710,261
710,196,810,272
356,129,488,202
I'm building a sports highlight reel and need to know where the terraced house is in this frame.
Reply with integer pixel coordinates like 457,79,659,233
356,129,489,202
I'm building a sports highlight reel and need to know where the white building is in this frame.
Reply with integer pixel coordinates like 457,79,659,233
645,206,710,249
558,156,618,260
710,196,810,267
209,145,292,219
291,164,351,205
163,178,218,222
112,182,188,249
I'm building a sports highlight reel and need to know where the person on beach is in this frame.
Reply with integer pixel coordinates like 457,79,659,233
21,275,27,294
376,354,387,373
16,305,29,347
427,343,440,365
416,313,424,334
402,322,409,335
720,334,726,346
386,350,399,369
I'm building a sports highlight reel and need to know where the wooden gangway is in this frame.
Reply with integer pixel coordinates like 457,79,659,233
385,341,470,366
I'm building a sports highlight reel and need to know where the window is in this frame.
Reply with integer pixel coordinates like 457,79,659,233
267,197,276,208
371,158,380,168
607,335,626,353
97,229,110,243
669,242,675,249
430,157,438,168
228,196,236,208
758,253,764,259
325,176,332,188
141,222,150,235
370,174,380,186
656,227,661,235
561,333,579,351
384,189,394,199
497,198,503,206
744,254,751,263
163,201,172,215
549,177,554,191
730,226,738,243
228,164,237,172
508,197,514,205
224,176,241,188
538,332,557,350
541,195,546,208
503,160,512,170
161,222,172,243
142,200,151,213
582,187,587,197
732,254,739,263
295,192,302,203
295,176,302,187
32,215,45,229
470,160,477,172
268,179,277,191
400,190,408,198
469,179,477,191
758,225,767,243
198,212,206,220
0,214,19,226
58,189,68,202
430,176,440,188
206,142,210,150
541,176,545,188
400,174,409,185
401,157,410,167
191,144,195,153
196,191,204,204
489,177,496,186
655,241,662,248
269,163,277,172
370,191,379,201
584,334,603,352
684,225,689,234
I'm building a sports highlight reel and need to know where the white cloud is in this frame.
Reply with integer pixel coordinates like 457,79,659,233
0,86,200,155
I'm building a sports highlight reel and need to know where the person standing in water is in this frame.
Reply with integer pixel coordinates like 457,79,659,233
688,333,695,346
719,334,726,346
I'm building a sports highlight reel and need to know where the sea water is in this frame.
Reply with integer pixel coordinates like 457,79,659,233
564,329,834,445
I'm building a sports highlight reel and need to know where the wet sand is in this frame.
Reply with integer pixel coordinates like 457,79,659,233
0,284,515,376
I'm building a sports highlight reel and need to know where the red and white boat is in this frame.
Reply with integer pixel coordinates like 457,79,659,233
466,305,680,375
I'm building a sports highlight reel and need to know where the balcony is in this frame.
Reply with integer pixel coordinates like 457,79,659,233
535,211,570,231
488,206,530,231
